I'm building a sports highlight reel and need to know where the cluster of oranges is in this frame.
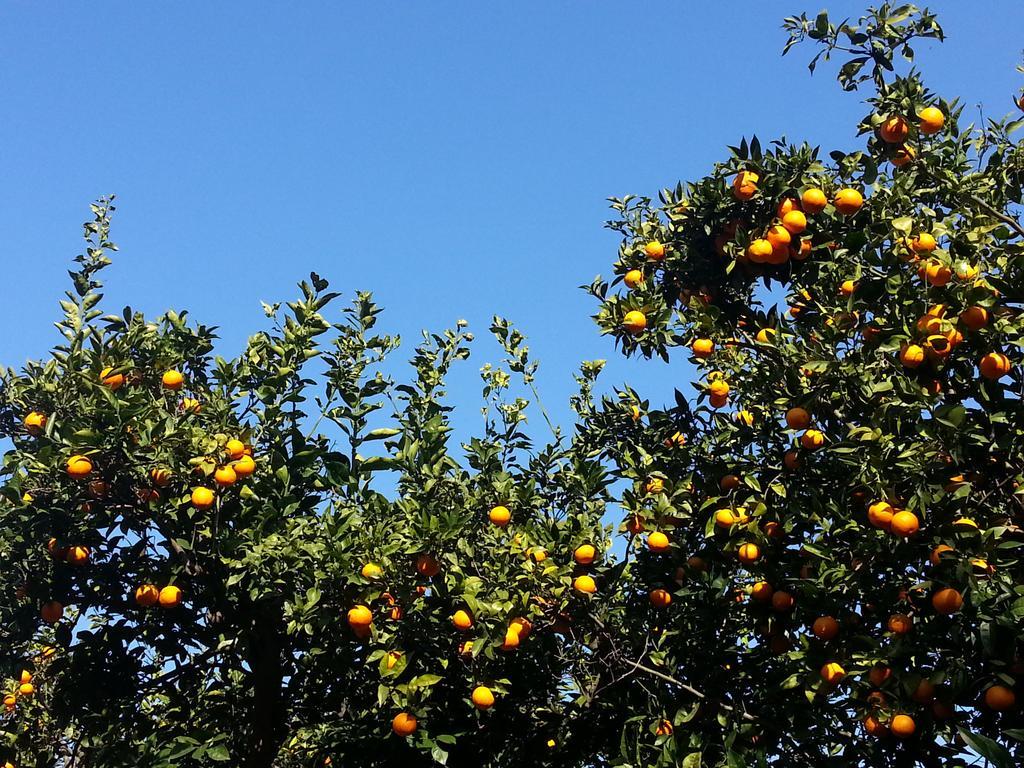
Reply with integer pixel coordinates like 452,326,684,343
875,106,944,168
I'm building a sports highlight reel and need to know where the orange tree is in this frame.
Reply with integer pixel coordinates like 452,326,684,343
0,201,615,767
586,4,1024,767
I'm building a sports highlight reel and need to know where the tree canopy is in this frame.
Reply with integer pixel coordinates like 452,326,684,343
3,4,1024,767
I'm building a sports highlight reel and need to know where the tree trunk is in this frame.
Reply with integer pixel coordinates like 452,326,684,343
244,603,287,768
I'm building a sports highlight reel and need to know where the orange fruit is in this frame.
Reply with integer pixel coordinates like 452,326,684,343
100,366,125,390
887,613,913,634
771,590,795,612
623,269,644,289
750,581,774,603
655,719,673,736
709,393,728,409
24,411,47,435
488,505,511,527
66,545,90,566
755,328,777,344
899,344,925,369
777,197,800,217
801,188,828,213
40,600,63,623
66,455,93,478
347,604,373,628
644,241,665,261
863,715,889,738
781,210,807,234
812,616,839,641
783,450,801,471
766,224,791,250
931,587,963,615
867,501,894,530
509,617,532,638
416,554,440,578
471,685,495,710
879,115,909,143
214,466,237,487
820,662,846,685
891,145,916,166
622,310,647,335
747,238,773,263
979,352,1012,380
360,563,382,580
573,574,597,594
983,684,1016,711
225,439,246,460
720,474,740,491
732,170,759,200
647,531,670,553
834,188,863,215
649,588,672,608
839,279,856,297
574,544,597,565
644,476,664,494
911,232,937,253
708,379,729,398
150,467,172,487
919,260,952,286
135,584,160,607
800,429,824,450
918,106,944,134
19,671,31,685
868,664,892,687
763,520,782,538
737,543,760,564
912,678,935,704
2,694,15,710
191,487,215,509
232,454,256,478
18,682,34,697
785,407,810,430
930,544,955,566
890,714,915,738
161,370,184,390
391,712,417,737
159,585,183,608
734,410,754,427
452,609,473,631
890,510,920,537
692,338,715,358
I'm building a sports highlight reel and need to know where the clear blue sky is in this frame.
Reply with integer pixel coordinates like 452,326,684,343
2,2,1022,445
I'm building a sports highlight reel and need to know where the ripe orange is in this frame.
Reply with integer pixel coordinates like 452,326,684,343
737,543,760,564
348,604,373,628
911,232,937,252
820,662,846,686
655,719,673,736
708,379,729,398
785,407,810,430
720,473,740,491
623,269,644,290
19,671,31,685
692,338,714,358
867,501,894,530
839,279,856,297
834,188,863,215
732,170,759,200
812,616,839,641
18,682,34,697
868,664,892,687
100,366,125,390
2,694,15,710
887,613,913,634
919,260,952,286
801,188,828,214
488,505,511,527
763,520,782,538
644,477,664,494
783,450,801,471
750,581,773,603
747,238,773,263
890,714,916,738
66,455,93,478
890,510,920,537
912,678,935,704
622,310,647,335
40,600,63,623
918,106,945,134
24,411,47,435
755,328,777,344
979,352,1012,380
891,145,916,166
150,467,172,486
781,210,807,235
766,224,791,250
800,429,824,450
929,544,954,566
573,574,597,594
135,584,160,607
863,715,889,738
452,609,473,631
161,370,184,390
777,197,800,217
471,685,495,710
879,115,909,143
214,466,237,487
574,543,597,565
644,241,665,260
647,531,670,553
66,545,90,566
191,487,215,509
181,397,202,413
649,588,672,608
416,554,440,578
709,393,728,409
231,454,256,478
899,344,925,369
225,439,246,459
159,585,183,608
983,684,1016,711
771,590,794,612
392,712,417,737
932,587,963,615
734,410,754,427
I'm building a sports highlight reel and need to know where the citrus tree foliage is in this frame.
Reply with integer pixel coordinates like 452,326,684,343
587,4,1024,767
0,200,614,767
